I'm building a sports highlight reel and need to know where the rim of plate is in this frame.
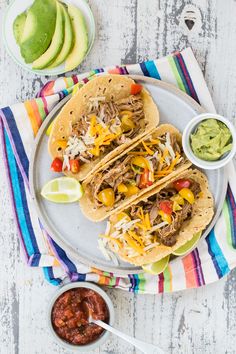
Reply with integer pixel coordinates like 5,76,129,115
2,0,96,76
29,75,227,274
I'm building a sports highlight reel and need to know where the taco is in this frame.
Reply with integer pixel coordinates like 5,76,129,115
98,169,214,266
48,75,159,181
80,124,192,221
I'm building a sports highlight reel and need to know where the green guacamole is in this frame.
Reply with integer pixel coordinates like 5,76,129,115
190,119,232,161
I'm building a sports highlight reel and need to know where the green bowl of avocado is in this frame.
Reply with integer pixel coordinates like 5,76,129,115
3,0,95,75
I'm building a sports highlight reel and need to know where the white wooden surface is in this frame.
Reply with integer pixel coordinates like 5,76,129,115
1,0,236,353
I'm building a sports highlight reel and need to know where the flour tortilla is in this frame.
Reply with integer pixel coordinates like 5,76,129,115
80,124,192,222
108,169,214,266
48,75,159,181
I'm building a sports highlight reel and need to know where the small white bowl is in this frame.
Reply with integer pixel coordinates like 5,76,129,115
48,282,114,351
182,113,236,170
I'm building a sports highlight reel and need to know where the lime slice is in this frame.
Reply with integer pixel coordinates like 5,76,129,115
142,255,170,275
172,232,202,256
72,84,79,96
41,177,83,203
46,121,54,136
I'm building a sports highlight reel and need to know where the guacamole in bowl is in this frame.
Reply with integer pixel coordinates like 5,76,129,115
190,118,233,161
182,113,236,170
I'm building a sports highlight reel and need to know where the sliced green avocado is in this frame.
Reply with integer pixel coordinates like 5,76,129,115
13,12,27,44
32,2,65,70
48,4,74,69
65,4,88,72
20,0,57,63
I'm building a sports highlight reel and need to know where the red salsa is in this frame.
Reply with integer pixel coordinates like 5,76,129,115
51,288,109,345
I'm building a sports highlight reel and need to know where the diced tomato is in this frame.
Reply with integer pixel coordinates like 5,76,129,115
64,309,74,319
139,168,153,189
173,179,191,191
159,200,173,215
69,159,80,174
54,318,65,328
130,83,142,95
51,158,63,172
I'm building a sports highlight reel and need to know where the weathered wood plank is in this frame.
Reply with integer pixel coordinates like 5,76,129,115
1,0,236,353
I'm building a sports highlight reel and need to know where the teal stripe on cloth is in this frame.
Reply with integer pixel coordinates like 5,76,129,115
207,229,230,278
145,61,161,79
134,274,140,293
43,267,62,286
5,131,35,257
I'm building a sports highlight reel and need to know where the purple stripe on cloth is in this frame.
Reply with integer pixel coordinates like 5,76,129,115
122,66,129,75
192,248,205,286
128,274,138,292
0,118,29,261
46,234,77,274
227,187,236,248
175,52,200,103
37,81,52,98
47,236,70,273
70,273,79,281
0,110,29,188
95,68,104,74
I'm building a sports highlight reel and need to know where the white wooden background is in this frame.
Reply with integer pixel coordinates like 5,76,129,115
1,0,236,353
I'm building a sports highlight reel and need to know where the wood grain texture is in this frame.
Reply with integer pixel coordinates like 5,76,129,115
1,0,236,353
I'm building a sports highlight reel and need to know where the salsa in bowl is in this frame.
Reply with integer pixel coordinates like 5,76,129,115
48,282,114,351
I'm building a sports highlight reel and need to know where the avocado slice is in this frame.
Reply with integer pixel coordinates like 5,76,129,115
65,4,88,72
13,12,27,44
32,2,65,70
49,4,74,69
20,0,57,63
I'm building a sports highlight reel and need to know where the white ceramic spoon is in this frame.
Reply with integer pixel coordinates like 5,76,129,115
89,317,165,354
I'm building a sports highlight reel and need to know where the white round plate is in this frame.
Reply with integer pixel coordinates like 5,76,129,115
3,0,95,76
29,76,227,274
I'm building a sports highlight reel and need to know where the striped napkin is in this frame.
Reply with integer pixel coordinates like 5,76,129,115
1,47,236,293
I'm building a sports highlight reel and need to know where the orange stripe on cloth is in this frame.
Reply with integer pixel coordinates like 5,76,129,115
182,253,198,288
90,267,104,275
108,67,122,74
90,268,111,285
98,275,111,286
24,101,41,136
31,99,43,127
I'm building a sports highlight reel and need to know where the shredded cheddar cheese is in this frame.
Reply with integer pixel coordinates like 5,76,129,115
142,140,154,155
123,233,144,254
127,230,144,248
144,213,151,230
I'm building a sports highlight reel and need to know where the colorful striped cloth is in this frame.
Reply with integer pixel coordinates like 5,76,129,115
1,47,236,293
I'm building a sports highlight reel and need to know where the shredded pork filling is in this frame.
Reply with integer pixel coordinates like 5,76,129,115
64,95,145,163
102,179,201,259
89,133,186,208
139,180,200,247
91,155,135,207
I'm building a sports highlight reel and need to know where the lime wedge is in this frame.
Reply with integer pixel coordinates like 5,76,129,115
142,255,170,275
41,177,83,203
172,232,202,256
